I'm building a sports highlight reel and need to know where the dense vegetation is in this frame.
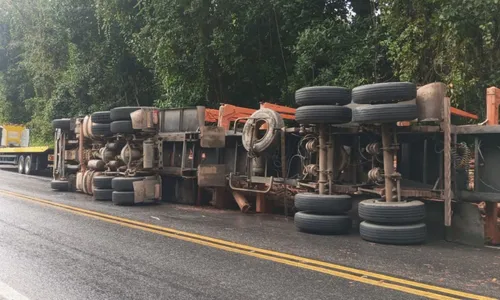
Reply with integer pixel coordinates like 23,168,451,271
0,0,499,144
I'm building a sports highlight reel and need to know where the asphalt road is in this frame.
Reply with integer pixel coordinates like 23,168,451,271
0,167,499,300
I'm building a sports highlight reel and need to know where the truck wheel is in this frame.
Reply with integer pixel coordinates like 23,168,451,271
359,221,426,245
91,111,112,124
93,176,113,189
294,193,352,214
93,188,113,201
110,120,135,134
358,199,425,224
18,155,25,174
294,212,351,235
295,86,351,106
351,103,417,124
112,177,145,191
110,106,153,121
352,82,416,104
66,164,80,174
242,108,284,155
91,123,112,137
51,180,69,191
24,155,35,175
52,118,71,130
295,105,352,124
112,191,135,206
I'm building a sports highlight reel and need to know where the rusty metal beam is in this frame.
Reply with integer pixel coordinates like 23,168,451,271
450,107,479,120
485,87,500,245
381,124,395,202
318,124,328,194
232,190,250,213
442,96,452,228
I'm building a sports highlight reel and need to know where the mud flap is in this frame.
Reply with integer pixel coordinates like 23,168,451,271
200,126,225,148
133,177,162,203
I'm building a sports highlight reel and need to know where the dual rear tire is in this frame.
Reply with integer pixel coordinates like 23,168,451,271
294,87,352,125
358,199,427,245
17,155,36,175
294,193,352,235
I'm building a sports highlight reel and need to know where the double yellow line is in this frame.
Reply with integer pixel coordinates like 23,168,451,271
0,189,496,300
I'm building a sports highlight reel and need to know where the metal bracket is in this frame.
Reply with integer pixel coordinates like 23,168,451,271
228,173,273,194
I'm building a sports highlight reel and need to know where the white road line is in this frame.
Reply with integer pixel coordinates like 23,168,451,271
0,281,30,300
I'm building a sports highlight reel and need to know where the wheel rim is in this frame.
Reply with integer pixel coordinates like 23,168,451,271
25,156,31,174
18,156,24,173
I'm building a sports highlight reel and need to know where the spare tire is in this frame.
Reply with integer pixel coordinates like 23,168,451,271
295,105,351,125
111,106,153,121
242,108,284,155
352,82,416,104
52,118,71,131
358,199,426,224
294,212,351,235
91,111,112,124
351,103,417,124
295,86,351,106
360,221,426,245
294,193,352,214
110,120,135,134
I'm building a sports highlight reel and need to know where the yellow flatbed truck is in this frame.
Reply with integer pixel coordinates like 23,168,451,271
0,124,53,175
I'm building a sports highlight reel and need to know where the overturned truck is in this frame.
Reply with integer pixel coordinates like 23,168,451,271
51,82,500,246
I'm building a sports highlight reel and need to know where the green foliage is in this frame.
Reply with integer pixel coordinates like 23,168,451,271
0,0,160,144
0,0,499,145
380,0,500,115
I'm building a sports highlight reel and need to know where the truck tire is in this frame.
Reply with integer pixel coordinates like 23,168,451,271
91,111,112,124
359,221,427,245
17,155,25,174
51,180,69,191
112,177,145,191
358,199,426,224
24,155,35,175
93,188,113,201
112,191,135,206
295,86,351,106
111,106,153,121
352,82,417,104
66,164,80,174
242,108,284,155
110,120,135,134
294,212,351,235
351,103,417,124
52,118,71,130
91,123,112,137
294,193,352,214
93,176,113,189
295,105,352,124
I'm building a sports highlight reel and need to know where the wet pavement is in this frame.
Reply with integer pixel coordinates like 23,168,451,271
0,167,498,299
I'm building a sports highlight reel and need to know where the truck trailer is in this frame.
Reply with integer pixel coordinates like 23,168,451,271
50,82,500,246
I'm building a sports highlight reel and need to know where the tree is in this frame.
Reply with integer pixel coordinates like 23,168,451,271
380,0,500,115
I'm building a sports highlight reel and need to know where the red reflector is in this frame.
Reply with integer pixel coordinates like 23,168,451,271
153,110,159,124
